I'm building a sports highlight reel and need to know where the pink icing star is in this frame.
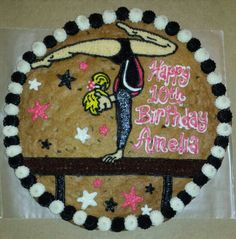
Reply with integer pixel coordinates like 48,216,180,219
87,80,95,91
79,61,88,71
27,100,50,121
93,178,103,188
99,124,109,136
121,186,144,212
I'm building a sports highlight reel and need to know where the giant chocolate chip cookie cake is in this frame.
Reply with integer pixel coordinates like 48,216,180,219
3,7,232,232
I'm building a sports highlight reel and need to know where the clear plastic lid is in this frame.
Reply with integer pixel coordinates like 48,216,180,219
0,28,234,219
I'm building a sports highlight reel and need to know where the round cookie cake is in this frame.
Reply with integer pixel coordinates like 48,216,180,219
3,7,233,232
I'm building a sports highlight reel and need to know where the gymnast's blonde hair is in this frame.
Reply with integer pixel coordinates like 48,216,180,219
82,72,111,115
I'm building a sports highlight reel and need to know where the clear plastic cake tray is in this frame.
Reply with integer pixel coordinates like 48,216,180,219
0,28,235,220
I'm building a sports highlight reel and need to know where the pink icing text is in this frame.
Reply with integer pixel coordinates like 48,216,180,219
148,60,191,88
147,84,186,106
133,126,199,155
132,59,209,156
135,105,208,134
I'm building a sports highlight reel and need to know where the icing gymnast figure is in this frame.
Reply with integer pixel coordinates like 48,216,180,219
32,22,177,163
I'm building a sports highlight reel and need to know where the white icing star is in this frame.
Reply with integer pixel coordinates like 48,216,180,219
141,204,152,215
77,190,97,210
75,127,90,143
28,78,42,91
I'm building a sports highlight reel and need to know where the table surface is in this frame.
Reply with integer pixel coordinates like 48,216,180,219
0,0,235,238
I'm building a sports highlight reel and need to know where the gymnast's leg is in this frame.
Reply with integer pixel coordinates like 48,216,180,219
31,39,121,69
117,22,177,56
